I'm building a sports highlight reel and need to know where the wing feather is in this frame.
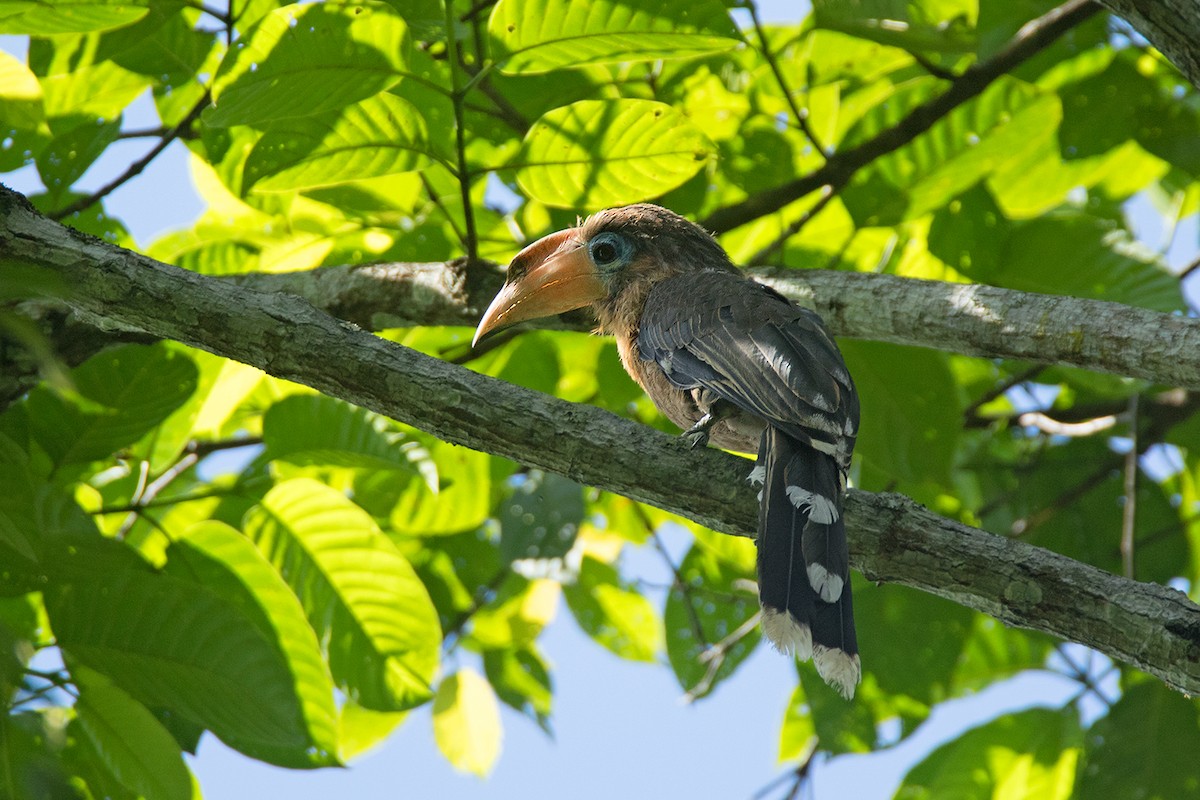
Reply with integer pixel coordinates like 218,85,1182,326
638,271,858,463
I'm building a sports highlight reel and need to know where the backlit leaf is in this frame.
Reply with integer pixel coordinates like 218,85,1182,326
563,555,662,662
73,668,195,800
245,93,432,193
516,99,713,209
432,669,502,777
207,1,412,127
490,0,741,74
166,521,340,765
243,478,441,711
897,706,1082,800
45,536,337,768
0,0,148,34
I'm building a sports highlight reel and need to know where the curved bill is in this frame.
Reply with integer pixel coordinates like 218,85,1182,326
472,228,606,346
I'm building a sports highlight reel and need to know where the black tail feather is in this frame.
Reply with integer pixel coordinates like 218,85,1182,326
756,427,859,698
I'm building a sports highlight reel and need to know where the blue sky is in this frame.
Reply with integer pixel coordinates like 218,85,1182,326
4,2,1199,797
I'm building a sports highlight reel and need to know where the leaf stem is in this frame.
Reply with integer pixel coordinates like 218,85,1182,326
443,0,479,262
702,0,1101,233
49,91,211,222
747,1,827,157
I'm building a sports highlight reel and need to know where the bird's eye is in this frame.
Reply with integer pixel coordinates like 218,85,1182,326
588,231,631,270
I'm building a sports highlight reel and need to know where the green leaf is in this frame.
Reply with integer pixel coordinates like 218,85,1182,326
483,646,553,733
33,42,152,123
896,706,1082,799
1057,54,1145,159
563,555,662,662
0,434,41,566
986,213,1182,312
664,541,760,699
1077,681,1200,800
839,341,959,489
391,441,492,536
469,577,559,650
338,701,408,762
813,0,976,54
844,77,1053,223
432,669,502,778
36,116,122,201
789,664,879,755
489,0,741,74
245,93,432,193
262,393,428,478
45,536,338,768
24,343,199,470
243,478,442,711
1,710,83,799
498,470,583,565
0,1,149,34
0,50,43,129
73,668,195,800
855,581,973,709
516,99,714,209
207,1,413,127
951,616,1053,695
166,520,340,765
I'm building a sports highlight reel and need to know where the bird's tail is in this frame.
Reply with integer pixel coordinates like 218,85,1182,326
755,426,860,699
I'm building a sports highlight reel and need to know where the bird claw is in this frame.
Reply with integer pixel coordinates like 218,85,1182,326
682,412,716,449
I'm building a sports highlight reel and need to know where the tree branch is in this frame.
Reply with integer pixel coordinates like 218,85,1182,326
699,0,1101,234
1096,0,1200,89
4,187,1199,696
7,245,1200,411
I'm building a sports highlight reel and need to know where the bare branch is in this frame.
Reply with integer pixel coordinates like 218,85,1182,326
49,93,210,222
700,0,1101,234
5,188,1200,696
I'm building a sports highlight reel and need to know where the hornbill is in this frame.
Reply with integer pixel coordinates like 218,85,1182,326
473,204,861,698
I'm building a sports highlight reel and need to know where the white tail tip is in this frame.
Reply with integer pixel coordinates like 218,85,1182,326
761,607,813,661
814,646,861,700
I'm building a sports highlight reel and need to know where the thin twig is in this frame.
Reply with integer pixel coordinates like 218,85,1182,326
648,525,709,650
444,0,479,261
50,92,211,221
117,126,170,140
962,365,1045,421
747,2,827,156
684,610,762,702
116,451,200,538
1180,253,1200,283
702,0,1101,233
1120,395,1139,578
908,49,960,80
746,186,836,265
459,0,497,22
419,172,469,250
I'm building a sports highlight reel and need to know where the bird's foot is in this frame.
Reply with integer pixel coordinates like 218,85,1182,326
681,413,716,450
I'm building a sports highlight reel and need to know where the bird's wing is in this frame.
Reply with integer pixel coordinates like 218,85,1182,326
637,270,858,460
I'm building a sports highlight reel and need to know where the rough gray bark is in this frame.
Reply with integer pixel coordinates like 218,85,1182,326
3,187,1199,696
1098,0,1200,89
9,247,1200,412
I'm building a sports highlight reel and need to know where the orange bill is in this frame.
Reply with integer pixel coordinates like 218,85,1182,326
472,227,606,346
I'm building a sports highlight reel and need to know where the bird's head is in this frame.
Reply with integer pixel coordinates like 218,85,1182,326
472,203,733,345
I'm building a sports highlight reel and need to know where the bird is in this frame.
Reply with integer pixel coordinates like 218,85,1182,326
472,204,861,698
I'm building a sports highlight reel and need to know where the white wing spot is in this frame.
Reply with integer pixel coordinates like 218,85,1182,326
807,563,844,603
747,464,766,487
785,486,839,524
